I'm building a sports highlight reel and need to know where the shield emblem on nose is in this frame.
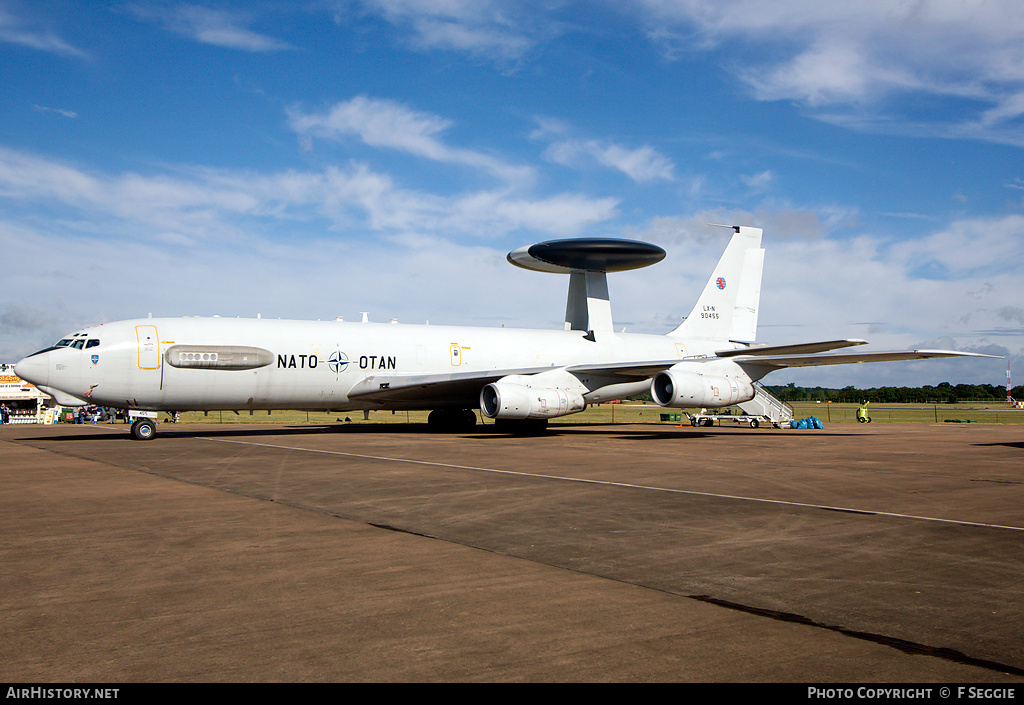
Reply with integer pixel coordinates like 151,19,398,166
91,355,99,365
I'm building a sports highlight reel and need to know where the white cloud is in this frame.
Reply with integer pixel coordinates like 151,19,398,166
407,16,530,58
742,40,918,107
33,105,77,119
355,0,537,61
289,96,452,156
133,4,292,52
0,6,87,58
534,119,675,183
0,144,615,250
544,139,676,183
0,147,105,205
754,229,1018,386
0,137,620,360
632,0,1024,144
740,170,773,191
288,97,534,184
890,215,1024,281
617,208,1021,386
0,215,567,361
463,191,620,235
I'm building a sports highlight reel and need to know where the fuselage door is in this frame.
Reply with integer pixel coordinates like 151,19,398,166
136,325,160,369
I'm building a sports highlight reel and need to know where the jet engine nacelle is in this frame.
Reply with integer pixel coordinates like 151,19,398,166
480,378,586,420
650,369,754,408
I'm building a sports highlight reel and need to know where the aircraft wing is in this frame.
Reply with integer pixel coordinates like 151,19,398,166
346,366,556,406
346,347,998,406
564,340,873,378
566,347,998,377
733,349,999,370
348,358,697,405
566,360,694,379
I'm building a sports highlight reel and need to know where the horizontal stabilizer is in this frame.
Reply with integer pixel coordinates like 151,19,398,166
716,339,867,358
734,349,999,371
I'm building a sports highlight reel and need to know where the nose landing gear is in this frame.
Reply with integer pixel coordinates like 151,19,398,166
129,413,158,440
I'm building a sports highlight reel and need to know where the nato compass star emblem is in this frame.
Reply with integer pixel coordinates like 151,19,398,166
328,349,349,377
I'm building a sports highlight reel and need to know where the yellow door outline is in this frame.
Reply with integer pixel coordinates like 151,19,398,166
136,325,160,369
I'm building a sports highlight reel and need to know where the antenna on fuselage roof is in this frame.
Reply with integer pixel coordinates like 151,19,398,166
506,238,666,341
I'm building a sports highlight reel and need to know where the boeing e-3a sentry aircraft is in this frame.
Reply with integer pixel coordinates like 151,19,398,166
15,226,990,439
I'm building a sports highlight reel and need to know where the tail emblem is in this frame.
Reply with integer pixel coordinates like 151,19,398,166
716,277,727,290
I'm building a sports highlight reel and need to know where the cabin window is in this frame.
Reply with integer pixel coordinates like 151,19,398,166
71,339,85,349
86,339,100,349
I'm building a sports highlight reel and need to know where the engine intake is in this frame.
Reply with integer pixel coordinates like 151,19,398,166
651,369,754,408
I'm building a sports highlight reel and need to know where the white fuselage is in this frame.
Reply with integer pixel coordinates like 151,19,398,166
14,228,985,429
15,317,729,412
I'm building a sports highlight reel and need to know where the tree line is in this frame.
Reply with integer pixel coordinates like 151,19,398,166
763,382,1018,404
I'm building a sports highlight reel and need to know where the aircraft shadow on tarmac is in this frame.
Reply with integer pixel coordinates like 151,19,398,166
13,421,869,444
973,440,1024,450
13,422,741,442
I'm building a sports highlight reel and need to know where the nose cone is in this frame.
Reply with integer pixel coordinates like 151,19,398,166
14,352,49,387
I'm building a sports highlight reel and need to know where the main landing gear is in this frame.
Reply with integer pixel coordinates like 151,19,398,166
427,408,478,432
425,409,549,434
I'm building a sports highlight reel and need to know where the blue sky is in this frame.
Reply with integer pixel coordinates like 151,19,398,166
2,0,1023,388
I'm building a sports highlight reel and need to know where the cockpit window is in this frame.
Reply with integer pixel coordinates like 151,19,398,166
26,333,97,358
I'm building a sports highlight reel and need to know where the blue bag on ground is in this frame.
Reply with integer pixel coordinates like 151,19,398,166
791,417,824,429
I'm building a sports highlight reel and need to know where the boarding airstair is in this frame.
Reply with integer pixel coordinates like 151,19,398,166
736,382,794,427
686,383,794,428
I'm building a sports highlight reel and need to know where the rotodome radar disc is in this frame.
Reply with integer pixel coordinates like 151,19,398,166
507,238,666,273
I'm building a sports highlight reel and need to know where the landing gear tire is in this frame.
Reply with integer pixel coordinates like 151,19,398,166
130,418,157,441
427,408,477,432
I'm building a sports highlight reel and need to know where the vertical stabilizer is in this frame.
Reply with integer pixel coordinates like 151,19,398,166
668,226,763,343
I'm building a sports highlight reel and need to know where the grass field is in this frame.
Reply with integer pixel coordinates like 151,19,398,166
784,402,1024,425
160,401,1024,427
